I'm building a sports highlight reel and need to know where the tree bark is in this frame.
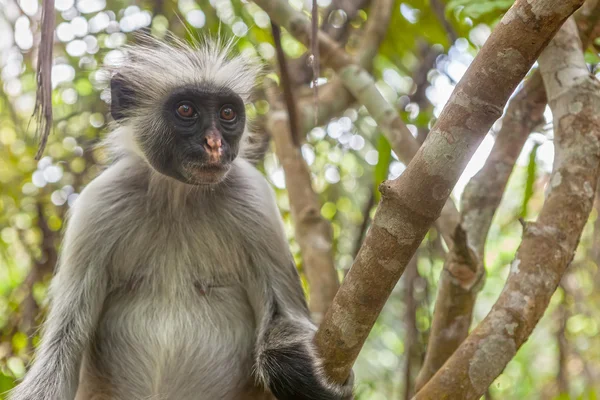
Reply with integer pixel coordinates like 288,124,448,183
311,0,585,385
415,16,600,400
414,71,548,391
415,0,600,388
266,108,340,322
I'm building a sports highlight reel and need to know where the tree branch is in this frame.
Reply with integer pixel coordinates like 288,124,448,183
576,0,600,45
402,254,424,399
415,1,600,387
297,0,392,132
415,70,548,390
272,23,302,147
430,0,458,44
33,0,55,160
415,15,600,399
265,87,340,323
255,0,461,247
351,42,442,262
288,0,370,87
309,0,584,385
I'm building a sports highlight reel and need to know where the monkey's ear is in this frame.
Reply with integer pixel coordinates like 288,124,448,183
110,74,135,121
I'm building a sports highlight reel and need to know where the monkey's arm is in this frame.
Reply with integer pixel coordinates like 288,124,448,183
246,178,353,400
251,262,354,400
9,189,112,400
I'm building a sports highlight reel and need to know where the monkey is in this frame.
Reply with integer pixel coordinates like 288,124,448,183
9,35,354,400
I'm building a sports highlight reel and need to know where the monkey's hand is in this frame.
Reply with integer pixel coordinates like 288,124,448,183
255,318,355,400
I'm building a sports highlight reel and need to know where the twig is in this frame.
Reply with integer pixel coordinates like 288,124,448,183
33,0,56,160
271,23,302,147
430,0,458,44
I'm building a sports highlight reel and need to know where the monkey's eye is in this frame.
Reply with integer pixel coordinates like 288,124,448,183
176,103,196,119
219,105,237,122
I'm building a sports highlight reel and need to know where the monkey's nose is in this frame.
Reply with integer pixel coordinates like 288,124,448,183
203,133,223,162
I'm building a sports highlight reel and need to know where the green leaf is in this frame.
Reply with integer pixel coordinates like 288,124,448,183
0,373,16,398
521,142,539,218
374,134,392,201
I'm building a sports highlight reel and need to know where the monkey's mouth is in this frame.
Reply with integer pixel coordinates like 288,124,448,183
183,162,231,185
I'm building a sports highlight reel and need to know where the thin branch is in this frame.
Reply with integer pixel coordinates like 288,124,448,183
430,0,458,44
556,285,570,396
413,41,442,143
352,191,375,260
402,254,423,399
310,0,319,127
576,0,600,45
265,85,340,323
308,0,584,385
288,0,371,87
33,0,55,160
271,23,302,147
351,42,440,261
593,186,600,268
298,0,392,132
415,15,600,399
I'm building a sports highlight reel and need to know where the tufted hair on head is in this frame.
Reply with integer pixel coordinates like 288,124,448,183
107,32,261,115
102,32,266,165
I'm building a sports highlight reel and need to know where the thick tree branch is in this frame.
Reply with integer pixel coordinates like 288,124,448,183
415,71,548,390
309,0,584,385
255,0,461,247
416,16,600,399
415,1,600,388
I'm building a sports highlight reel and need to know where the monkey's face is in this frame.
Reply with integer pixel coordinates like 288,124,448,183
152,86,246,185
112,79,247,185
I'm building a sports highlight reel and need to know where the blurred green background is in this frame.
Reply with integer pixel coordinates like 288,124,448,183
1,0,600,398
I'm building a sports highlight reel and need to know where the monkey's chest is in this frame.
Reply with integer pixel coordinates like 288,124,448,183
88,280,258,399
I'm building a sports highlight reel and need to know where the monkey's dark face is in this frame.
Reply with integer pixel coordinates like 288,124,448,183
153,86,246,185
111,79,246,185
